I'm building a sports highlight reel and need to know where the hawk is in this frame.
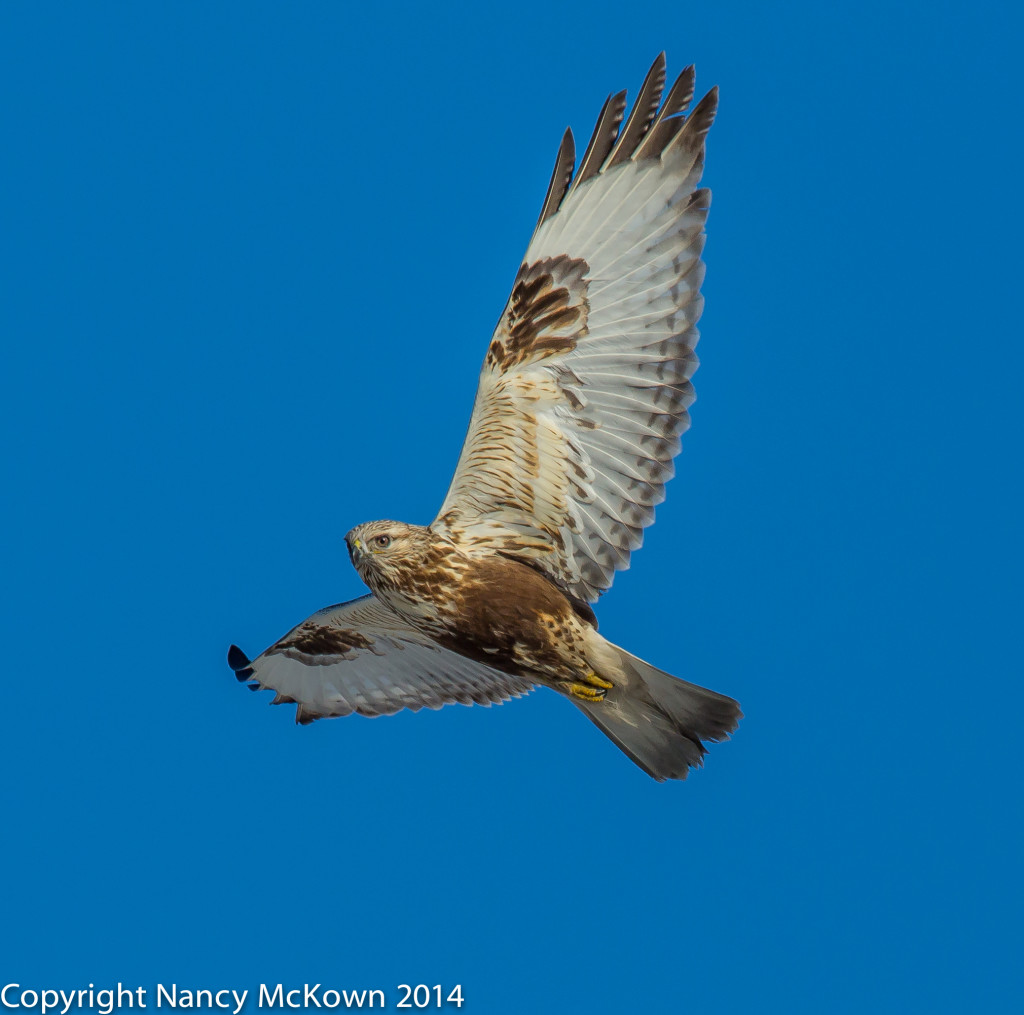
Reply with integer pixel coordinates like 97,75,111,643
229,55,742,781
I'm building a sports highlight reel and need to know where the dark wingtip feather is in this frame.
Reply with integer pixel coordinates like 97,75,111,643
534,127,576,231
570,89,627,194
228,644,255,681
662,84,718,168
608,52,667,168
227,644,250,669
636,63,697,160
686,86,719,141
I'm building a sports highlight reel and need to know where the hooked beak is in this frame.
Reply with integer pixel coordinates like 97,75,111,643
347,535,364,565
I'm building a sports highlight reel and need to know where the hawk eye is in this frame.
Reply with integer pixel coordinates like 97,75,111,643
374,534,392,548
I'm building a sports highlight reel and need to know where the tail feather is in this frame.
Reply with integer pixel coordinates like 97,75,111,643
573,643,741,782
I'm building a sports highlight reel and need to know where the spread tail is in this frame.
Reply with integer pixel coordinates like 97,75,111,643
573,641,741,781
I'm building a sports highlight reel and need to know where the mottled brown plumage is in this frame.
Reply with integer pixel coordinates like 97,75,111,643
343,522,596,697
229,56,742,781
486,257,590,372
275,624,373,659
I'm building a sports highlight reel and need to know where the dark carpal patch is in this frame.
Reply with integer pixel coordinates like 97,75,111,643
487,256,590,371
274,624,373,659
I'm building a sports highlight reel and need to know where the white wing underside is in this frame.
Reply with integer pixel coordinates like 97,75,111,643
229,595,533,723
434,57,717,602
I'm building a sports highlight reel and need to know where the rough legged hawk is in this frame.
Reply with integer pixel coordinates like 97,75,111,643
229,54,742,781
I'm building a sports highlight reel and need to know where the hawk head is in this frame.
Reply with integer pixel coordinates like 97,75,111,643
345,520,434,589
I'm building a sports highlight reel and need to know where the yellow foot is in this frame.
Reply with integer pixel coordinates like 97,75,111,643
567,671,614,701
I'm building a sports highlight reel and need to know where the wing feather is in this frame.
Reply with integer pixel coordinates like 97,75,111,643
435,58,716,600
570,90,627,194
606,52,666,167
229,595,533,722
635,64,696,160
534,128,576,231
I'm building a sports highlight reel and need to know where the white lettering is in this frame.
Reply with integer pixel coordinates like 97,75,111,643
303,987,320,1009
0,985,249,1015
258,986,281,1009
340,991,384,1009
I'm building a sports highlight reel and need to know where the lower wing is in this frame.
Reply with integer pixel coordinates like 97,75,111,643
228,594,533,724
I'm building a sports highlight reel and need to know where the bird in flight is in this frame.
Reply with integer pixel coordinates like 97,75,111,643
229,54,741,781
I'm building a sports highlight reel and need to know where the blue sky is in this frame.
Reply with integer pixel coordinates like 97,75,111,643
1,2,1020,1012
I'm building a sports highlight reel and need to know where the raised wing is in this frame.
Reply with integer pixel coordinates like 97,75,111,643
228,595,533,723
433,55,717,602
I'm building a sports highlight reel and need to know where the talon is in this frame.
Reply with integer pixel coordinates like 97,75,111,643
568,682,608,702
585,670,614,690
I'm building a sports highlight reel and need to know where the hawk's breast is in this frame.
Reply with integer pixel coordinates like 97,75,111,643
434,555,589,681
